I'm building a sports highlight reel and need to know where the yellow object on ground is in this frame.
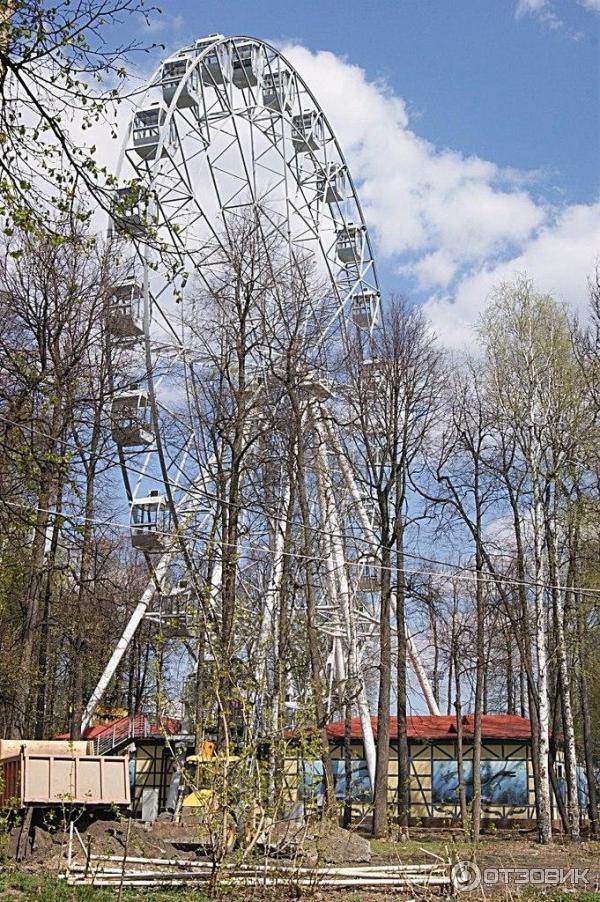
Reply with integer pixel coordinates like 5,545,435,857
181,744,241,808
182,788,213,807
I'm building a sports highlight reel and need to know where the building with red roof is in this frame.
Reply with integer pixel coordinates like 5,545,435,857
325,714,533,742
54,711,576,828
292,712,573,829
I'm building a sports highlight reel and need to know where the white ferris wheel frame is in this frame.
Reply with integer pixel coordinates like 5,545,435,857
83,36,440,788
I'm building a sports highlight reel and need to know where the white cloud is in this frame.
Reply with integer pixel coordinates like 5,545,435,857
68,40,594,351
484,515,517,549
408,251,458,291
515,0,562,25
284,46,544,282
516,0,549,16
281,45,598,349
514,0,592,35
423,202,600,348
515,0,564,28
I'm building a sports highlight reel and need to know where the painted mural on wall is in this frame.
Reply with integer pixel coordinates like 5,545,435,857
576,766,589,808
301,759,372,803
331,759,371,802
432,760,528,806
480,760,528,805
431,761,473,805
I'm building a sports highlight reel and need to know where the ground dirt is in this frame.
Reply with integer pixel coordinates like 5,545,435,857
3,817,600,900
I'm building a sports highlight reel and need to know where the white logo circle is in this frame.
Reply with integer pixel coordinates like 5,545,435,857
451,861,481,892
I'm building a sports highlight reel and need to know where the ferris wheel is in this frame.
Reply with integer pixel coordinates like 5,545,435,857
83,34,439,782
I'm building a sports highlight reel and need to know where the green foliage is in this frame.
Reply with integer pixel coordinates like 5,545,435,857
480,275,587,442
0,0,160,238
530,894,600,902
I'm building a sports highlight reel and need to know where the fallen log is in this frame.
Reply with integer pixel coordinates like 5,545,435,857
67,876,452,889
68,868,450,880
65,867,453,888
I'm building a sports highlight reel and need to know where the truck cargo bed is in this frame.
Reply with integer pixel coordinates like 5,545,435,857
0,751,130,807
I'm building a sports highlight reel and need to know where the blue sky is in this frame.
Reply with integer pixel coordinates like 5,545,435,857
125,0,600,345
149,0,599,204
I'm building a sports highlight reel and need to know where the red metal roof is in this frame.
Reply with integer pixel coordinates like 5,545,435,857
55,724,109,740
325,714,533,741
56,715,181,742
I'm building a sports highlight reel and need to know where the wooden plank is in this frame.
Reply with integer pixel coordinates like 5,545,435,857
16,806,33,862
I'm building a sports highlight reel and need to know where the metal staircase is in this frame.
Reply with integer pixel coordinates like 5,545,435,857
91,714,170,756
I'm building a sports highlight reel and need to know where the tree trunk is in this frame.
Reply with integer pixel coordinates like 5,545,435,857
295,428,335,816
372,537,392,837
34,476,64,738
342,705,353,828
71,409,102,740
576,598,599,837
454,644,467,830
471,480,485,842
506,632,515,715
532,488,552,844
395,524,410,838
545,489,579,839
549,679,570,834
17,479,54,737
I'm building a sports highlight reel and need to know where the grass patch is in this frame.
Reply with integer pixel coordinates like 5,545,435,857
370,836,474,859
526,894,600,902
0,870,211,901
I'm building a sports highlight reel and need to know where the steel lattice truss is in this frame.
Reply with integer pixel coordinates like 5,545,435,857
85,34,439,785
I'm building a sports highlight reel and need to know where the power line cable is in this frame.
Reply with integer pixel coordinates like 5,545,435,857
2,411,597,596
3,496,600,600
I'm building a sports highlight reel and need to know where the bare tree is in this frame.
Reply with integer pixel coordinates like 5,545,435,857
481,276,590,842
424,361,497,841
342,297,442,836
0,230,118,735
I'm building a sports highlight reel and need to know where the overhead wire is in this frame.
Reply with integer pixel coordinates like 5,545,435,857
2,409,597,598
3,495,600,601
1,407,599,600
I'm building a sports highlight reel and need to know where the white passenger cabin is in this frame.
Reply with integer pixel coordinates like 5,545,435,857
162,56,199,109
112,184,146,239
195,34,231,85
360,357,383,394
351,290,379,330
231,41,263,88
131,104,173,161
292,111,324,152
130,491,169,553
358,556,379,592
299,375,333,401
110,389,154,447
336,222,364,265
160,580,192,636
262,70,293,112
106,280,144,339
318,163,347,203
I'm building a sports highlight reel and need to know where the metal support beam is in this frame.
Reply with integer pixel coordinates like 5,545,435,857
319,407,441,717
81,459,217,733
254,480,291,726
81,556,168,733
313,408,377,787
